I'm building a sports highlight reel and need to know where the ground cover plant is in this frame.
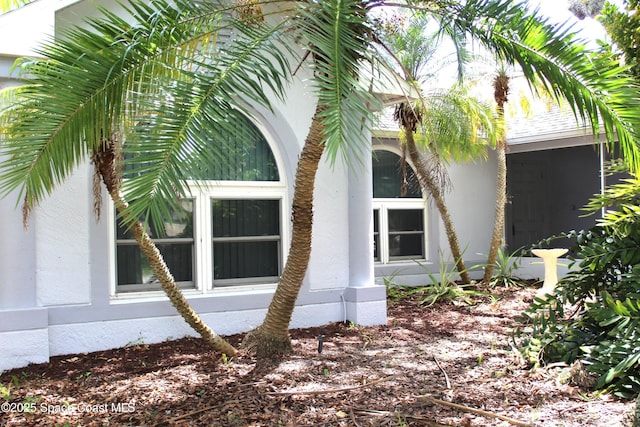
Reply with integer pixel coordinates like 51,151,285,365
1,285,634,426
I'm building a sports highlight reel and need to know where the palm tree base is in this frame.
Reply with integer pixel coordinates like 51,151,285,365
242,326,293,358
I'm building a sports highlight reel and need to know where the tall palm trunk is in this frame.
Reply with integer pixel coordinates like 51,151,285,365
483,72,510,283
404,133,471,284
94,141,237,356
395,103,471,283
242,104,325,357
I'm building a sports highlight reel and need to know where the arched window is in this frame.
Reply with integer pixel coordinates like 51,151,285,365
115,113,285,293
372,149,426,263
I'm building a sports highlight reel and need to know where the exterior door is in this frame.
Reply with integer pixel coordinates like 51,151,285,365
506,157,549,251
506,146,601,253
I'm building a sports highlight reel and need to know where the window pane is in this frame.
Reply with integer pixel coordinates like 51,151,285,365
199,112,279,181
116,200,194,290
158,243,193,282
389,234,424,258
388,209,424,259
212,199,279,237
125,112,279,182
211,199,281,283
117,246,142,285
214,241,280,280
373,209,379,261
116,201,193,239
372,150,421,198
388,209,424,232
117,244,193,286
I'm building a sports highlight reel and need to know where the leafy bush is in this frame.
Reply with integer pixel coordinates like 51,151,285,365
515,173,640,397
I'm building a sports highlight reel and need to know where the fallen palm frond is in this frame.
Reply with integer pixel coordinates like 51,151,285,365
419,395,534,427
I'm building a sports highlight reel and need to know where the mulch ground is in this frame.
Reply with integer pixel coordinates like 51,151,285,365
0,286,634,426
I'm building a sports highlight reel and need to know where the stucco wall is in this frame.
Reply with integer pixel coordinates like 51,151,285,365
308,156,350,291
33,163,92,306
442,151,498,266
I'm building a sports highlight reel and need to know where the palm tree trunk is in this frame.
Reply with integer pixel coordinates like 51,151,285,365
405,134,472,284
109,189,238,356
484,72,510,283
242,105,325,357
94,141,237,356
483,140,507,282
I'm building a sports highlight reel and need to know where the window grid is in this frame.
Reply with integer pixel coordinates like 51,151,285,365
113,112,286,295
373,202,427,264
372,148,427,265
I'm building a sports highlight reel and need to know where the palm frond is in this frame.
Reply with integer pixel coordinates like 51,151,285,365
298,0,380,165
433,14,474,84
0,0,291,227
118,3,292,223
417,87,497,163
438,0,640,173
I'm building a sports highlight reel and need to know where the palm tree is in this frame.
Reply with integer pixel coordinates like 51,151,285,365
0,0,293,356
2,0,640,360
248,0,640,356
393,95,495,284
241,0,377,356
483,69,510,283
386,17,497,283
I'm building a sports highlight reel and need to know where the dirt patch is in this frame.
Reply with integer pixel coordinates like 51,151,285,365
0,287,633,426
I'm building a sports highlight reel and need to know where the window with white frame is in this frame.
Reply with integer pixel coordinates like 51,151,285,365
372,149,426,263
115,112,285,293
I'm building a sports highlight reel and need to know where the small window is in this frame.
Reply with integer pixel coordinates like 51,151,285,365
388,209,424,260
372,149,426,264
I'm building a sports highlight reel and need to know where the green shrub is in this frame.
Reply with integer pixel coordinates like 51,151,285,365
384,253,488,306
515,173,640,397
485,246,528,288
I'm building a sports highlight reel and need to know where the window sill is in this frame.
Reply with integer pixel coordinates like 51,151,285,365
109,283,278,304
374,260,432,277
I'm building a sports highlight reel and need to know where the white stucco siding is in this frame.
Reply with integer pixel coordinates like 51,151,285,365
270,72,317,149
0,328,50,371
0,0,85,57
348,144,375,288
34,162,92,306
307,156,350,291
48,316,197,356
0,3,54,57
47,301,345,356
0,189,37,309
442,151,497,264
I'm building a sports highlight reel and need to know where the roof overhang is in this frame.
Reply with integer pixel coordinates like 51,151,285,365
0,0,83,57
507,127,606,153
364,64,418,109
